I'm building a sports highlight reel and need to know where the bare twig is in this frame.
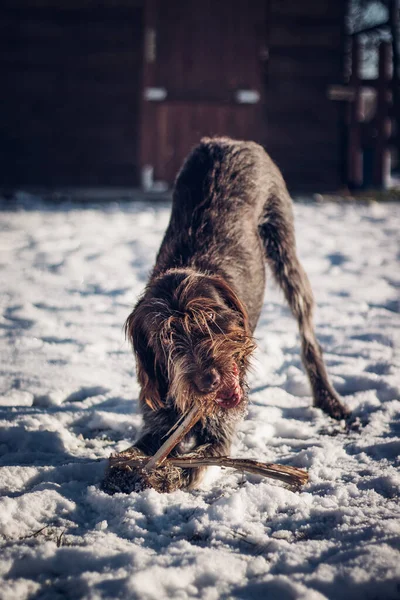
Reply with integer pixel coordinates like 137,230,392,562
143,404,202,472
56,529,66,548
110,453,308,488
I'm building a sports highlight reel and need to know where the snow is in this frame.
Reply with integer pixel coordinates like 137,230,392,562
1,196,400,600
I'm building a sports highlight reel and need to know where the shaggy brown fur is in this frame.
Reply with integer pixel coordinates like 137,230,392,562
124,137,350,491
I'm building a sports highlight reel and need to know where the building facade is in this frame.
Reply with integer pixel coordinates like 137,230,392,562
1,0,346,192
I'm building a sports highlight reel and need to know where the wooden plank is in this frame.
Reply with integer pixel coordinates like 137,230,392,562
3,166,140,187
270,0,344,18
2,5,144,21
1,55,142,76
274,162,342,179
267,86,341,105
3,134,138,164
269,23,342,48
268,55,342,79
389,0,400,158
1,116,140,137
373,42,392,188
268,45,342,65
2,0,143,7
272,14,344,27
139,0,157,183
267,127,340,147
277,164,342,179
347,37,363,188
268,144,342,163
155,0,264,96
266,103,341,125
1,22,143,51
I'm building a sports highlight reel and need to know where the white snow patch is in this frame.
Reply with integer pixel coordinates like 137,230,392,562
0,198,399,599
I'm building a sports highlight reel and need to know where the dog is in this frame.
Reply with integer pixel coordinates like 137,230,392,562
125,137,350,490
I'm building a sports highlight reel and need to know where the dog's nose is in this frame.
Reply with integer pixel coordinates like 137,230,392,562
196,368,221,393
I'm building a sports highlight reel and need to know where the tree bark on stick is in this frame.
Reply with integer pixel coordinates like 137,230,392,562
109,453,309,488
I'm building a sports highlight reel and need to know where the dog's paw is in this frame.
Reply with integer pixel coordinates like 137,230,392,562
315,389,351,422
344,413,362,433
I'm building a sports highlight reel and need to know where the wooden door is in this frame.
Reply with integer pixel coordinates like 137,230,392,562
141,0,268,185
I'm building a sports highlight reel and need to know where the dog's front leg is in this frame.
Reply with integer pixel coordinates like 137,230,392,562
172,421,234,489
173,443,226,489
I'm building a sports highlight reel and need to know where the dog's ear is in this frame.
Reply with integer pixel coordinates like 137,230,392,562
209,276,250,333
125,301,163,410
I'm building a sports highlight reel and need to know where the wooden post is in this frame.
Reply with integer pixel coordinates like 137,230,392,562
389,0,399,162
348,36,363,188
373,42,392,188
139,0,158,186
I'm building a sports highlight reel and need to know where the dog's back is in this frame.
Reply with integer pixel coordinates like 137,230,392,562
174,136,283,213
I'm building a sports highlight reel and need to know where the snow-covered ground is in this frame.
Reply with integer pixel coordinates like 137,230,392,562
0,196,399,600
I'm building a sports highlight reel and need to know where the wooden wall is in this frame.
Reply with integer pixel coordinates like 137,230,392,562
0,0,347,191
266,0,346,191
0,1,143,186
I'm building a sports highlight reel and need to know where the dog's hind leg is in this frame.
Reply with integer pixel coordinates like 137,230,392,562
259,191,350,420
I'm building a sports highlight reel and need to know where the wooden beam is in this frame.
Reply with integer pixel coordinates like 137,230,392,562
389,0,400,157
373,42,392,188
138,0,157,185
348,37,363,188
328,85,356,101
351,19,389,36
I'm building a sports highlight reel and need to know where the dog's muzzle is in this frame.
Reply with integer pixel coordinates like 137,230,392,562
214,363,242,409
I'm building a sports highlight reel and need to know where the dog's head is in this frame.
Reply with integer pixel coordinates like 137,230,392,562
125,270,255,414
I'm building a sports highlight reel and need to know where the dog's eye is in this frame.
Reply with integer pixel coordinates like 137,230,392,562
206,311,215,321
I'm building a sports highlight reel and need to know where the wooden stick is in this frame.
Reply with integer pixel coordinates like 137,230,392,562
143,404,202,472
110,454,308,488
172,457,309,487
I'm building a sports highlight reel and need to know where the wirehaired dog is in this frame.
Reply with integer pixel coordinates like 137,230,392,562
125,137,350,490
